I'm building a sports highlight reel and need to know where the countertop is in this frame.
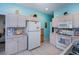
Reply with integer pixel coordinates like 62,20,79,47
6,34,27,39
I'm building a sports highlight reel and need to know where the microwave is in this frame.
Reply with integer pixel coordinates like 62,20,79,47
58,21,72,28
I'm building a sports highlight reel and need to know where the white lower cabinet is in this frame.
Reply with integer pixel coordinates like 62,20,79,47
5,36,27,54
5,39,17,55
17,36,27,52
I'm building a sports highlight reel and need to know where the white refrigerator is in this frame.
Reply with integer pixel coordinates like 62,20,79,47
26,21,41,50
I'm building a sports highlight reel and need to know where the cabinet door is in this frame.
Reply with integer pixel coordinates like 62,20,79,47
18,36,27,52
5,39,17,54
73,13,79,28
18,15,26,27
6,14,18,27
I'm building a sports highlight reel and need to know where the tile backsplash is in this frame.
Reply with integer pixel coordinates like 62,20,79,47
14,27,25,35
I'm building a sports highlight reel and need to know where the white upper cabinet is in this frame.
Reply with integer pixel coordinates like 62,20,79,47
6,14,26,27
6,14,18,27
18,15,26,27
73,13,79,28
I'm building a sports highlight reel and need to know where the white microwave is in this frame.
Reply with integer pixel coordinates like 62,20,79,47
58,22,72,28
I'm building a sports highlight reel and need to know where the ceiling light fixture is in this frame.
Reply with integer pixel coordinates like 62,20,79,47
45,8,48,11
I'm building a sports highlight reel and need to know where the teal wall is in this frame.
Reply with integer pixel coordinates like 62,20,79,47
0,3,52,40
54,3,79,17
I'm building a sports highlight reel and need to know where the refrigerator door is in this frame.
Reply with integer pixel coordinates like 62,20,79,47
27,31,40,50
26,21,40,31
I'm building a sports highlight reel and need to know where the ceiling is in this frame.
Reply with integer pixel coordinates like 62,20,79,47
21,3,67,16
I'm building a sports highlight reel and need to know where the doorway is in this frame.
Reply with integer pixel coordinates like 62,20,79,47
0,15,5,53
40,28,44,45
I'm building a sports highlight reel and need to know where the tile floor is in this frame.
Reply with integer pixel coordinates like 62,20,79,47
0,41,62,55
16,41,62,55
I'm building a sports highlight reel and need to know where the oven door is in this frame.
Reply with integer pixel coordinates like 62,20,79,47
56,35,72,50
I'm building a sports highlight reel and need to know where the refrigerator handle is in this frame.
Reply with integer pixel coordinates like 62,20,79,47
26,21,27,27
26,33,29,50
